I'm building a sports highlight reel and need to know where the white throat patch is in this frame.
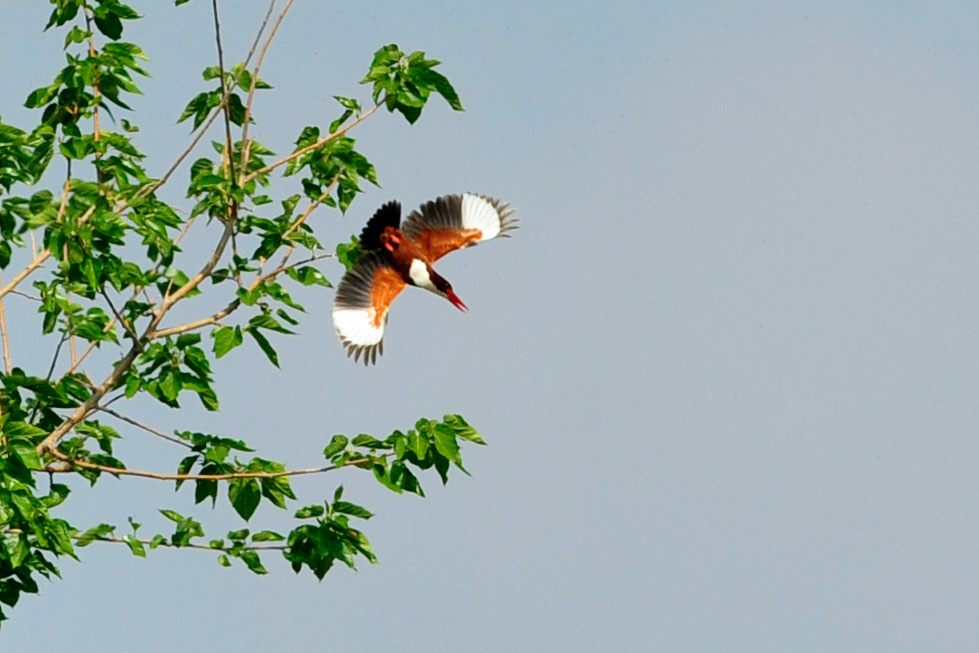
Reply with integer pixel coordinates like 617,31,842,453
408,258,439,294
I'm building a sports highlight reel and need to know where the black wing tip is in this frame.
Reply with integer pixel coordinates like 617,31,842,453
359,200,402,250
342,338,383,365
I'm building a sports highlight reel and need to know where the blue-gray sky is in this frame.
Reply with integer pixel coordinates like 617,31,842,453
4,1,979,650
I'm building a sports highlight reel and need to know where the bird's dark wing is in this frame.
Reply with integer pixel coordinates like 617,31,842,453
401,193,517,262
332,252,407,365
358,200,402,251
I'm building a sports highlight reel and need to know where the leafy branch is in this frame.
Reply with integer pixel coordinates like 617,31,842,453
0,0,470,623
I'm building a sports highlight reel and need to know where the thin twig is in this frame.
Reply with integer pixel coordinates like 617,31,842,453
100,288,140,348
2,528,287,552
38,214,238,455
45,333,69,382
149,252,333,340
98,406,193,449
211,0,237,185
0,202,96,302
5,289,41,302
88,534,288,552
82,6,102,149
135,0,275,204
45,450,380,481
0,273,11,374
242,103,381,184
87,534,288,552
0,251,51,301
238,0,294,180
282,181,337,242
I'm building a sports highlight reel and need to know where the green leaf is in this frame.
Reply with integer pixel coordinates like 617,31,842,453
241,550,267,575
351,434,386,449
433,424,461,463
123,535,146,557
295,504,324,519
322,435,348,459
252,530,284,542
228,479,261,521
212,325,242,358
287,266,331,287
8,438,42,470
76,523,115,547
159,509,184,524
227,529,249,541
444,414,485,444
247,328,279,367
332,501,373,520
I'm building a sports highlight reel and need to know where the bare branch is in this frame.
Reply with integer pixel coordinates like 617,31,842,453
0,273,11,374
100,288,141,349
0,251,52,301
238,0,295,181
98,406,193,449
211,0,237,184
151,299,239,339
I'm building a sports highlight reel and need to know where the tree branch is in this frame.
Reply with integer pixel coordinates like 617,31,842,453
238,0,295,181
0,200,97,301
133,1,275,204
211,0,237,186
149,252,333,340
241,102,381,184
2,528,287,552
44,451,380,481
83,534,288,552
0,273,11,374
98,406,193,449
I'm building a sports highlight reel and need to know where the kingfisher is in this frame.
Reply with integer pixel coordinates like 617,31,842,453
332,193,517,364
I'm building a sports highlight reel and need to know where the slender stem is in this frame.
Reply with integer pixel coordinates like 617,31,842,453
0,199,97,302
45,450,380,481
2,528,287,552
37,213,237,455
0,273,11,374
82,6,101,149
85,534,288,552
211,0,237,185
149,252,333,339
98,406,193,448
0,250,51,302
238,0,294,182
134,1,274,204
282,181,337,241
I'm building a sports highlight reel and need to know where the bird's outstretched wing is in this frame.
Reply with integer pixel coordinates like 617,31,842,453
332,252,407,365
358,200,401,251
401,193,517,262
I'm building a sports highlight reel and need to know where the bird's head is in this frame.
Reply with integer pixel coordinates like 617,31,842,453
430,271,468,312
380,228,402,252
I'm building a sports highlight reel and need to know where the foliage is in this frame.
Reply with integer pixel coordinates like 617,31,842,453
0,0,477,624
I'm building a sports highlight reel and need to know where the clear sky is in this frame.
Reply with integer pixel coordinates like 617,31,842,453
3,1,979,650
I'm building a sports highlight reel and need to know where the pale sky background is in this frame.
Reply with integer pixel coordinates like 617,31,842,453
3,1,979,651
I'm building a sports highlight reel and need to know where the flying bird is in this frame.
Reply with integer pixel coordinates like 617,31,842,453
332,193,517,364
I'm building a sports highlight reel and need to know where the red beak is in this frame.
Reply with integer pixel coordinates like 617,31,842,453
447,290,468,312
